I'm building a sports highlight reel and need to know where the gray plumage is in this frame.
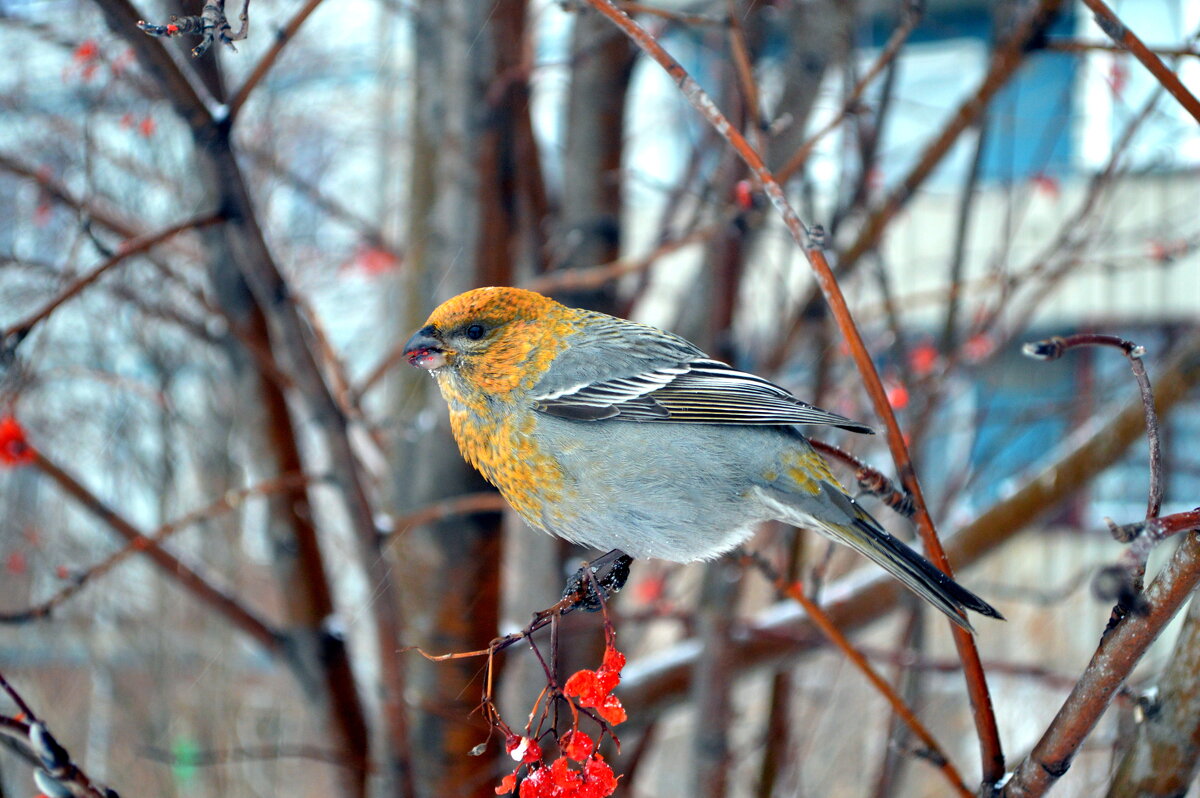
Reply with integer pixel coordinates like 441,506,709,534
405,289,1003,633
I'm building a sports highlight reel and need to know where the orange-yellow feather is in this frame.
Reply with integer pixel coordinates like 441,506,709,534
419,287,583,527
424,287,580,397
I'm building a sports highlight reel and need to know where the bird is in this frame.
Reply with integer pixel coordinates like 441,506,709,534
403,286,1002,632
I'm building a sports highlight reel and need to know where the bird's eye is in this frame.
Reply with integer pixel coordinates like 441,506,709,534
465,324,486,340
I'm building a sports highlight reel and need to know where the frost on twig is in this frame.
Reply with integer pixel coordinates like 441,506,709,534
138,0,250,57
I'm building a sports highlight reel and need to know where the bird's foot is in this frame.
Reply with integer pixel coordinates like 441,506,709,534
562,549,633,612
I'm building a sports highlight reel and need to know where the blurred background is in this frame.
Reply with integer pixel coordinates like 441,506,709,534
1,0,1199,795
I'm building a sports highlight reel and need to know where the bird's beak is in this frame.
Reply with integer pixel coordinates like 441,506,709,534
403,325,448,370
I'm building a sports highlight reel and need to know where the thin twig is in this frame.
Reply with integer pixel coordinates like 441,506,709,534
138,0,250,57
227,0,327,120
0,671,37,721
743,552,973,798
1043,39,1200,58
381,492,509,545
1,213,223,348
406,557,629,770
768,0,1065,372
526,224,719,294
776,1,921,183
1002,530,1200,798
406,553,623,662
0,473,313,624
808,438,914,518
938,118,988,357
1022,333,1160,519
26,450,283,652
725,0,764,145
581,0,1006,781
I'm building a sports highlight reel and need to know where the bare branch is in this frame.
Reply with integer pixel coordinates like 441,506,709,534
776,1,922,183
1003,530,1200,798
769,0,1065,372
1023,333,1164,617
743,551,974,797
227,0,326,120
1044,38,1200,58
0,472,313,625
1082,0,1200,123
2,212,223,351
26,450,283,653
1022,333,1161,520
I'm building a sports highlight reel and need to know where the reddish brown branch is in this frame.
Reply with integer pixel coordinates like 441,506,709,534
743,553,973,798
1081,0,1200,124
0,670,37,721
1002,530,1200,798
1023,333,1164,618
725,0,764,144
1105,508,1200,546
809,438,915,518
227,0,326,121
407,552,628,664
0,473,312,624
27,450,282,653
584,0,1006,781
1023,333,1161,520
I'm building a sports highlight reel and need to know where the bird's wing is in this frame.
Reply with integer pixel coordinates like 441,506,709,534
532,357,874,433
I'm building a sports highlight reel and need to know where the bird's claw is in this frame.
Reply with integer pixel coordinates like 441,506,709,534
562,550,633,612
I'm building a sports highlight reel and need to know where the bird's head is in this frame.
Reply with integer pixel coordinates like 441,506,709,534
404,287,571,394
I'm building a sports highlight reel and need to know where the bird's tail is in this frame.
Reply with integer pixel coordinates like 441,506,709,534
808,483,1003,633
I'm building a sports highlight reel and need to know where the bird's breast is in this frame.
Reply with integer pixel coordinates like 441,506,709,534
445,401,569,528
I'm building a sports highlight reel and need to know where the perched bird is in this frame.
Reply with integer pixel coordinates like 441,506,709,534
404,286,1002,631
